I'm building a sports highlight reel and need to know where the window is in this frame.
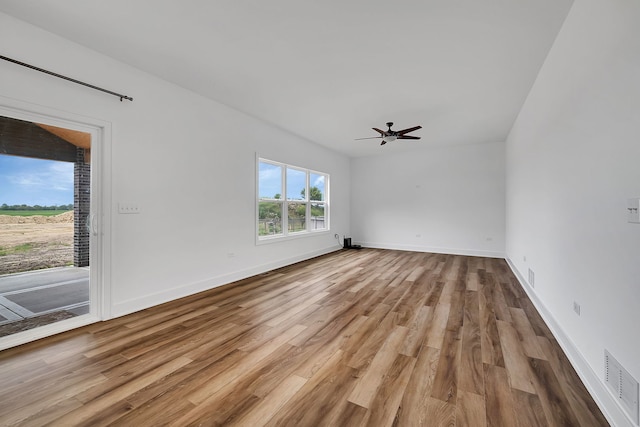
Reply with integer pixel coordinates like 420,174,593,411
258,158,329,240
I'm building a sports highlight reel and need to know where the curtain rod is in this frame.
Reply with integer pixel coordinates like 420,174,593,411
1,55,133,102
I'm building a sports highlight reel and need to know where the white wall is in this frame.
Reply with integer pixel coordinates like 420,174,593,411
0,12,350,318
506,0,640,425
350,141,505,257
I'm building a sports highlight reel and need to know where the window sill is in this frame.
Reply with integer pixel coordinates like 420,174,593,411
256,229,331,245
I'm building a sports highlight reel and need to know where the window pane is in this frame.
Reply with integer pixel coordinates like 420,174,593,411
258,158,329,240
310,173,325,201
286,168,306,201
310,203,326,230
258,201,283,236
288,202,306,232
259,162,282,200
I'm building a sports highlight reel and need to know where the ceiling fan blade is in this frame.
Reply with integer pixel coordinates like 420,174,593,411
372,128,385,135
398,135,421,140
355,136,383,140
396,125,422,135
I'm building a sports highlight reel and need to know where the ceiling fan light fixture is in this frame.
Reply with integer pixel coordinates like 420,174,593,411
382,135,397,143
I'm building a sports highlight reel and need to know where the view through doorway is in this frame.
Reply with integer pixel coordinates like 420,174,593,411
0,115,91,337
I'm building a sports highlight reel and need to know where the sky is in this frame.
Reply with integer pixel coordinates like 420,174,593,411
0,155,74,206
259,161,326,201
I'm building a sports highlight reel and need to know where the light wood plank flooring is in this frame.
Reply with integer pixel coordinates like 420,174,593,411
0,249,609,426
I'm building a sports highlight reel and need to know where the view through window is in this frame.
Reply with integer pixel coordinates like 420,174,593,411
0,155,74,275
0,115,92,337
258,158,328,239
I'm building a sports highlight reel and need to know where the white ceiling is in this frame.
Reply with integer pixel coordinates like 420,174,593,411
0,0,573,157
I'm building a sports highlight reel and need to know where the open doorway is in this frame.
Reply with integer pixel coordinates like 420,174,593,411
0,116,91,336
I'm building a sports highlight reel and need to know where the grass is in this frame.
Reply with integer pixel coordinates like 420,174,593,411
0,210,71,217
0,243,36,256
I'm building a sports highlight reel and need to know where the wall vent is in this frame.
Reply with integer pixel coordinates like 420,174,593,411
605,350,639,425
528,268,535,288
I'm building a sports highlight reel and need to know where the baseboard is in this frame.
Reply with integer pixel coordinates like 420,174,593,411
110,245,342,319
358,241,505,259
506,258,635,427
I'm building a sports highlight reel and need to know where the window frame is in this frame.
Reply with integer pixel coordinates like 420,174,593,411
257,157,329,243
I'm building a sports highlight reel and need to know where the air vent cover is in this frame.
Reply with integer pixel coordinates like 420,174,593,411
605,350,639,424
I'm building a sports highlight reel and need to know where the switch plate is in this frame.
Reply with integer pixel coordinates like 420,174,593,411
628,198,640,223
118,202,140,214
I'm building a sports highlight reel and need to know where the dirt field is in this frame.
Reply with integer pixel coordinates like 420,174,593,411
0,212,74,275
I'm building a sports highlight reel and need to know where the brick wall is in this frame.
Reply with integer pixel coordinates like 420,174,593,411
74,147,90,267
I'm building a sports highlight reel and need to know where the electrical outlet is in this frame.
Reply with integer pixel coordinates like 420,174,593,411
573,301,581,316
118,202,140,214
628,198,640,223
528,268,535,288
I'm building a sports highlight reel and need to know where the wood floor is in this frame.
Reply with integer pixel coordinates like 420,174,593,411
0,249,609,426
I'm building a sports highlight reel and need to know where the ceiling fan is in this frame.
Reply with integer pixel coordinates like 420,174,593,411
355,122,422,145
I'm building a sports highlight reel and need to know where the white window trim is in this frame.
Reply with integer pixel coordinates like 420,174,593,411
256,157,330,244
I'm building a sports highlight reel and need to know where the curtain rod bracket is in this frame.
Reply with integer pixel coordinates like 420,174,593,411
1,54,133,102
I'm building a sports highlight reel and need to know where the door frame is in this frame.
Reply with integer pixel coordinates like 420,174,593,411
0,96,111,351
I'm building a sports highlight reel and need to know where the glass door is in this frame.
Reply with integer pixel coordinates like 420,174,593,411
0,115,92,336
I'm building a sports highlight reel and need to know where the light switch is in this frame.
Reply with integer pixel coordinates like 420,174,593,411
118,202,140,214
627,198,639,223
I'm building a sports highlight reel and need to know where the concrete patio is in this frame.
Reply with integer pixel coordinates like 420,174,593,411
0,267,89,327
